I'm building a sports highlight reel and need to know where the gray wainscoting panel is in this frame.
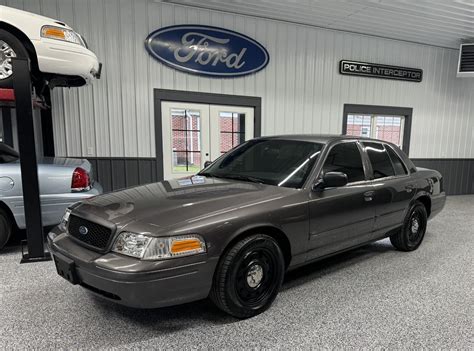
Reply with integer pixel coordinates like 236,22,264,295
88,158,157,193
412,159,474,195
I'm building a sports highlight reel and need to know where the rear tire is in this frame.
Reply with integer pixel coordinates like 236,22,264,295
390,201,428,251
0,29,29,88
0,208,13,250
210,234,285,319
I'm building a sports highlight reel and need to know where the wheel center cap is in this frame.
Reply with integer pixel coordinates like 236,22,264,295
411,218,419,233
246,264,264,288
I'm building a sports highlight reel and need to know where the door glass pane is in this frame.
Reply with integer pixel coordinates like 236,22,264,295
375,115,403,147
386,145,408,175
363,142,395,179
322,142,366,183
219,112,246,154
346,114,372,137
171,109,202,174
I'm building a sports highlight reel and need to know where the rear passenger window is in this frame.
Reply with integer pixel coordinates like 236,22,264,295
322,142,366,183
363,142,395,179
386,145,408,175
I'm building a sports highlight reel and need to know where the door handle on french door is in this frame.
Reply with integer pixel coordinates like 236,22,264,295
363,191,375,202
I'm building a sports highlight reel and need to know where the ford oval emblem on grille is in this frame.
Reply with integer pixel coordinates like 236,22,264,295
78,226,89,235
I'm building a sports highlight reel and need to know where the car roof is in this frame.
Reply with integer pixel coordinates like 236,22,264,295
258,134,388,145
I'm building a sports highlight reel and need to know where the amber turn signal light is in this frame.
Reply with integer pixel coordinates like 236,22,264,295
41,26,66,40
170,238,203,254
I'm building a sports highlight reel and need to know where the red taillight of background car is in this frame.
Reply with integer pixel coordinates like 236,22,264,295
71,167,90,191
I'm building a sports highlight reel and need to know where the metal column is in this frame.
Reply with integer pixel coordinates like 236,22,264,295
12,58,51,263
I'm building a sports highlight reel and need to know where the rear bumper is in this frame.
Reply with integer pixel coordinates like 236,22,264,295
47,227,218,309
32,38,100,86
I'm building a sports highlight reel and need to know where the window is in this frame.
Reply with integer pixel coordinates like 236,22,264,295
171,109,202,173
345,114,405,148
219,112,246,154
386,145,408,175
201,139,323,188
322,142,366,183
363,142,395,179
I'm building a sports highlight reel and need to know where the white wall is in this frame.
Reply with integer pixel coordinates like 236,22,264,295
3,0,474,159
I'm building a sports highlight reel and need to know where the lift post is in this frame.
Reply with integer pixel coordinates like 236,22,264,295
11,58,51,263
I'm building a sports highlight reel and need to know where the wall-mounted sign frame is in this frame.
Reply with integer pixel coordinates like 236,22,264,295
340,60,423,82
145,25,269,78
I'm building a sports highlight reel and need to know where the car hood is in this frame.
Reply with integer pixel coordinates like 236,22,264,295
73,176,294,234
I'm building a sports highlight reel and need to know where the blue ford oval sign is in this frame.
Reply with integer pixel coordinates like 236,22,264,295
145,25,269,77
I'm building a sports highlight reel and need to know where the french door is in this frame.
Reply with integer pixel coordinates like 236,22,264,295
161,101,254,180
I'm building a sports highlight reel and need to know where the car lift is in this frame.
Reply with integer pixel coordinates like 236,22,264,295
9,57,51,263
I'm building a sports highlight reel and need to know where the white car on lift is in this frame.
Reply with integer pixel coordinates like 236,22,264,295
0,5,101,89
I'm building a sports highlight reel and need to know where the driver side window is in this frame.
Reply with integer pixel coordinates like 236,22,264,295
322,142,366,183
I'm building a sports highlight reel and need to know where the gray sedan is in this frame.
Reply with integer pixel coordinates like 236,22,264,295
0,143,102,249
48,135,445,318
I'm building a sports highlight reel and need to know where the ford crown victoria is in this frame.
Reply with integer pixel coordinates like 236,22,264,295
48,135,446,318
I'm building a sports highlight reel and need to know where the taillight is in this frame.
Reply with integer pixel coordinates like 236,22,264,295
71,167,90,191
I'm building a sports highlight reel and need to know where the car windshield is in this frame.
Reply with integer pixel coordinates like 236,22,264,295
0,143,19,163
199,139,323,188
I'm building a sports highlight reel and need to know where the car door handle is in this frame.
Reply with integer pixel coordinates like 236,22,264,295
405,185,414,193
363,191,375,202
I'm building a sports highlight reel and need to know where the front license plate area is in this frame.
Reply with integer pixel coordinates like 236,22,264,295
53,253,79,285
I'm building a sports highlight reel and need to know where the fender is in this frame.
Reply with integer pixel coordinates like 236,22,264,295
0,5,71,40
222,221,293,265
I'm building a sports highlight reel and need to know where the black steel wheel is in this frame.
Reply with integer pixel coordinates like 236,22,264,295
0,208,12,250
210,234,285,319
390,201,428,251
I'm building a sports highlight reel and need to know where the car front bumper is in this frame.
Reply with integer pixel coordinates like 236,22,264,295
47,227,218,309
32,38,101,85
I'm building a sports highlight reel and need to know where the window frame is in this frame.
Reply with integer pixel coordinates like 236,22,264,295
342,104,413,155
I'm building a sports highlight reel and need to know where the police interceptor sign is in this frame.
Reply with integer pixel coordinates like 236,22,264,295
340,60,422,82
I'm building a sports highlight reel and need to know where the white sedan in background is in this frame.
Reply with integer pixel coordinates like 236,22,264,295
0,5,100,89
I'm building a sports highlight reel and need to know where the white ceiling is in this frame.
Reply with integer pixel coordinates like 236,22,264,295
163,0,474,49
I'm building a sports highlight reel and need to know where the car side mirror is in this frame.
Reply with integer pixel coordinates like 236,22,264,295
312,172,348,191
204,160,213,168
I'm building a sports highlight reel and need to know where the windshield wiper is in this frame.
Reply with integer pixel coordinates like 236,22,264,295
219,174,265,184
198,172,222,178
198,172,265,184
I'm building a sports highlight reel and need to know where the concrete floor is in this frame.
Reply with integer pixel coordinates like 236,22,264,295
0,195,473,349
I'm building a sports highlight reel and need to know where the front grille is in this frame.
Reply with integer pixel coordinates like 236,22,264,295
68,215,113,250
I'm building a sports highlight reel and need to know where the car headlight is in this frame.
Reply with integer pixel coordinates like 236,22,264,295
41,25,84,46
61,208,72,226
112,232,206,260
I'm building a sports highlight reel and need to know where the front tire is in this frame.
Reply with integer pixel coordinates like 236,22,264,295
210,234,285,319
390,201,428,251
0,29,29,88
0,208,13,250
